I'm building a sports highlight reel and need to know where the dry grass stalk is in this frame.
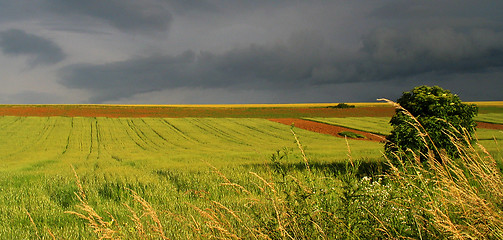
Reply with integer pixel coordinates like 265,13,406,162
362,206,395,239
66,166,119,240
249,172,311,240
208,163,252,195
124,203,147,239
187,203,242,239
65,194,119,240
70,164,86,200
428,142,503,239
286,175,312,195
344,137,354,167
47,228,57,240
249,172,276,194
191,160,324,240
382,98,503,239
291,128,310,172
25,209,41,239
128,189,169,240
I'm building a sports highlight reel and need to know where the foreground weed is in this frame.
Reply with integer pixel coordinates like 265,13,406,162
124,189,169,240
381,99,503,239
189,128,400,239
63,111,502,239
66,166,120,240
25,209,41,239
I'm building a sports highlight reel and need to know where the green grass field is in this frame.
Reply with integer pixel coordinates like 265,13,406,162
476,113,503,124
304,116,503,141
0,116,385,238
0,116,383,171
304,117,393,135
0,103,501,239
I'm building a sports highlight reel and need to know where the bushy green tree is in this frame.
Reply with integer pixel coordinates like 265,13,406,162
384,85,478,161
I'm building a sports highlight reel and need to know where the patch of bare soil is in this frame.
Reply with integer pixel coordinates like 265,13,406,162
477,122,503,130
269,118,386,142
0,105,395,118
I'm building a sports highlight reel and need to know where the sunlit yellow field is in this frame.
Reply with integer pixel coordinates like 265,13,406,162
0,102,501,239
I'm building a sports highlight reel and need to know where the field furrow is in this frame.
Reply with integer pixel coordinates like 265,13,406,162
205,118,266,145
160,119,203,144
0,117,73,170
0,116,390,169
86,118,97,160
0,117,52,159
0,116,23,130
134,119,168,149
142,119,195,150
229,118,294,142
190,118,251,146
62,118,74,154
119,118,151,151
303,117,392,135
0,103,500,239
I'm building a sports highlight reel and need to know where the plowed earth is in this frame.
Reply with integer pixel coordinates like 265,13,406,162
1,105,500,143
477,122,503,130
268,119,503,143
0,105,394,118
269,118,386,142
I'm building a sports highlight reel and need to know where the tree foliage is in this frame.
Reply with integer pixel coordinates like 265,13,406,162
384,85,478,161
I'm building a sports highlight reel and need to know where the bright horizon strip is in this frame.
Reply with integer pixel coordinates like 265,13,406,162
0,101,501,108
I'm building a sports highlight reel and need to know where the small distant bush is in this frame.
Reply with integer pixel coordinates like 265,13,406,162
338,131,365,139
328,103,355,109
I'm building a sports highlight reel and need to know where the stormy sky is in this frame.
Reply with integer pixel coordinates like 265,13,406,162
0,1,502,104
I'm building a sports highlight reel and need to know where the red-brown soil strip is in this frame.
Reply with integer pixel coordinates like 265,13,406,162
0,105,394,118
269,118,386,142
477,122,503,130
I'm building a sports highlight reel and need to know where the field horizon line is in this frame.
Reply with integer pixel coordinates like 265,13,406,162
1,101,501,108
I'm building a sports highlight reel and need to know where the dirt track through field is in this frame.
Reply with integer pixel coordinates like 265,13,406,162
269,119,503,143
477,122,503,130
269,118,386,142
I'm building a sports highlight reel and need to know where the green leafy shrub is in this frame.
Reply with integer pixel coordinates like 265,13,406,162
383,102,503,239
384,85,478,162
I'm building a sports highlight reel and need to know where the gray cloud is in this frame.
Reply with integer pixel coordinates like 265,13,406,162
60,51,197,103
0,0,39,22
355,28,503,81
59,33,335,103
370,1,503,29
0,29,65,66
44,0,173,33
4,90,63,104
164,0,217,13
2,1,503,104
59,28,503,103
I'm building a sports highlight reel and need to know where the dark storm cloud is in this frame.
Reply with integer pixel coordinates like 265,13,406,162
59,27,503,103
0,0,39,22
6,91,62,104
0,29,65,66
355,28,503,81
44,0,173,33
2,0,502,103
370,1,503,28
60,51,197,103
164,0,217,13
59,35,330,103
